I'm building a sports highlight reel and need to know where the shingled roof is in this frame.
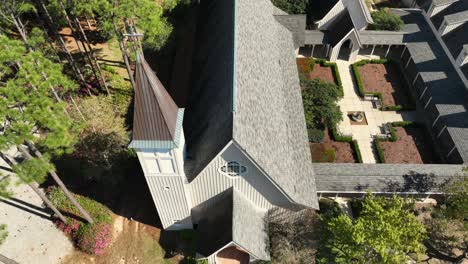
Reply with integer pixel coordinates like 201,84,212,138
129,55,184,149
196,189,269,260
184,0,318,208
314,163,465,193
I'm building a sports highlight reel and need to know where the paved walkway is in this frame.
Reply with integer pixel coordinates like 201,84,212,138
0,149,73,264
335,57,418,163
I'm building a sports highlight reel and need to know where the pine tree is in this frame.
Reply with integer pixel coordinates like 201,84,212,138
0,35,93,224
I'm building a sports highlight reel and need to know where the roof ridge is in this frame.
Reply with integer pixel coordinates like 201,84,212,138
139,56,180,140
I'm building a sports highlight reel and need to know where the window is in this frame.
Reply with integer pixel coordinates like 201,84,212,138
219,161,247,177
143,150,176,175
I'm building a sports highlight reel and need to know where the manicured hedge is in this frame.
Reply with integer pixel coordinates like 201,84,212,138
374,138,386,163
374,121,416,162
352,140,363,163
331,127,363,163
389,121,415,142
313,59,344,97
352,59,414,111
330,126,353,142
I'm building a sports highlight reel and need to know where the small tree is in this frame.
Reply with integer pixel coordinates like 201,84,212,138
425,175,467,261
301,78,342,130
370,9,403,31
317,194,427,264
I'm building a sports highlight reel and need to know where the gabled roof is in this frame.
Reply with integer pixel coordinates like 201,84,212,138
444,10,468,24
196,189,269,260
184,0,318,208
129,55,184,149
344,0,374,30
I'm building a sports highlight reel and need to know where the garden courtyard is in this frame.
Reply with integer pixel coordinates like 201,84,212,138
298,54,438,164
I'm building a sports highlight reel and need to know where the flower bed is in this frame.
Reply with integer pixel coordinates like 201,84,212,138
352,59,414,111
310,128,363,163
48,186,113,255
297,58,343,97
374,122,436,164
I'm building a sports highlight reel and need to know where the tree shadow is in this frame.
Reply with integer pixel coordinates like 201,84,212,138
381,171,438,193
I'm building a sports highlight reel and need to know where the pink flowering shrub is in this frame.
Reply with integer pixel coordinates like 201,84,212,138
48,187,113,255
77,223,112,255
55,220,80,237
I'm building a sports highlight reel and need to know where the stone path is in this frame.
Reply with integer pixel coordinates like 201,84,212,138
0,149,73,264
335,57,418,163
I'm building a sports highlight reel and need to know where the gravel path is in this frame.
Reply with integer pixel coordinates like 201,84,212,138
0,151,73,264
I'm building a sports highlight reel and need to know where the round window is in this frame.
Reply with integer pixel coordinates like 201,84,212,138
219,161,247,177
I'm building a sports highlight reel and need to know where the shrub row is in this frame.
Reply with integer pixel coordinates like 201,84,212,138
330,126,352,142
331,127,363,163
352,140,363,163
316,59,344,97
389,121,415,142
374,121,416,162
374,138,387,163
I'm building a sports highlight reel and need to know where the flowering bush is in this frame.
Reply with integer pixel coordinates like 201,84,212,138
77,223,112,255
55,220,80,237
48,187,113,255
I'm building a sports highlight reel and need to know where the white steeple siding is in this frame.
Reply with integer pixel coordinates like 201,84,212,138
135,130,193,230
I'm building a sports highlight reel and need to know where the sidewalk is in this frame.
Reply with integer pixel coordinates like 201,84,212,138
0,149,73,264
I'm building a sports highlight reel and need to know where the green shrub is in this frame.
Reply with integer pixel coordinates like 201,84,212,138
322,61,343,97
352,140,363,163
370,9,404,31
301,78,342,130
349,199,363,218
325,149,336,162
391,121,414,127
271,0,308,14
48,186,113,255
307,128,325,143
308,58,316,72
374,139,386,163
331,127,353,142
319,198,343,219
352,64,366,97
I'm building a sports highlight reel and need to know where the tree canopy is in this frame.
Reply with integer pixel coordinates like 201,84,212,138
301,78,342,130
317,195,427,264
370,9,404,31
270,0,309,14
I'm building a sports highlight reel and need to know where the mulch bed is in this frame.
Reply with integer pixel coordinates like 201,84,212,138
358,63,410,107
379,127,436,164
309,64,336,84
297,58,337,85
310,130,356,163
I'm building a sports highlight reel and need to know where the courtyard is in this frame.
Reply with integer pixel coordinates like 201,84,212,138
298,52,438,164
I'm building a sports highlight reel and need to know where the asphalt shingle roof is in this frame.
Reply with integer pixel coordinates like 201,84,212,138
314,164,465,193
234,0,318,208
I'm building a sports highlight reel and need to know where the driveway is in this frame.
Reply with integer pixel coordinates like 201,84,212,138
0,149,73,264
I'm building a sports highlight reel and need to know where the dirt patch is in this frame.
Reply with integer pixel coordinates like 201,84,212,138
358,63,410,107
379,127,436,164
310,131,356,163
61,217,182,264
310,64,335,84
